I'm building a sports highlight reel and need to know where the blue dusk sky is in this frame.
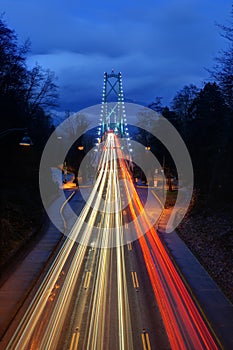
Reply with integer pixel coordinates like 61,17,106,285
1,0,233,113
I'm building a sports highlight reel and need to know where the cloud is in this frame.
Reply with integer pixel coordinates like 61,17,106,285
2,0,233,110
27,49,211,111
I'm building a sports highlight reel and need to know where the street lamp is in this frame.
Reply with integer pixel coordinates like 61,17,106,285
0,128,33,146
144,146,152,185
0,128,33,147
73,145,85,186
19,132,33,147
63,161,67,183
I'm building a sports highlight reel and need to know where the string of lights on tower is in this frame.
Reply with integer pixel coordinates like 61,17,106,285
94,70,133,172
100,70,127,137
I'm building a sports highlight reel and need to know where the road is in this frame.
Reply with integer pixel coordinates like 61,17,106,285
4,132,220,350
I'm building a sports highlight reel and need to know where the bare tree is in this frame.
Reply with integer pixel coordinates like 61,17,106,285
148,96,163,114
24,63,59,118
209,5,233,110
171,84,199,120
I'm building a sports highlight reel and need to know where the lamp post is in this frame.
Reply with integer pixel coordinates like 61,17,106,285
73,145,85,187
144,146,152,185
0,128,34,191
162,155,165,198
19,132,33,147
0,128,33,146
62,162,67,183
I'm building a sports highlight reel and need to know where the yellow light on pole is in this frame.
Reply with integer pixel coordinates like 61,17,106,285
19,132,33,147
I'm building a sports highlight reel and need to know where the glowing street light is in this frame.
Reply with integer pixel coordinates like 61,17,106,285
0,128,33,147
19,132,33,147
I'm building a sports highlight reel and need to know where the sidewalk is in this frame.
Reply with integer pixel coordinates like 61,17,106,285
0,195,65,339
158,209,233,350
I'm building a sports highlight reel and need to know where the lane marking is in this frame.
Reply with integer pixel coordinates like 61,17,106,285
69,331,80,350
134,271,139,288
131,271,139,288
69,333,75,350
60,190,76,233
83,271,91,289
131,272,136,288
127,242,132,251
141,332,147,350
141,331,151,350
145,333,151,350
151,190,164,209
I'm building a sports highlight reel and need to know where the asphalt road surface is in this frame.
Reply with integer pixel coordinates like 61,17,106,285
4,132,220,350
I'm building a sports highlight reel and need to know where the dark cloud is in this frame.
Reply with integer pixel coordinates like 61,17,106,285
1,0,233,112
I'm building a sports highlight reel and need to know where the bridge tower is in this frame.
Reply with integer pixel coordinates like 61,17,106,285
99,70,126,138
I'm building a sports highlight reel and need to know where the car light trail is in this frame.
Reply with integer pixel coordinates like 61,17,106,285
5,132,221,350
85,132,133,350
6,133,121,350
114,135,220,350
39,134,118,350
113,145,133,350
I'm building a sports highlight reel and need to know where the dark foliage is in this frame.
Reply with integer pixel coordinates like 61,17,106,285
0,17,59,267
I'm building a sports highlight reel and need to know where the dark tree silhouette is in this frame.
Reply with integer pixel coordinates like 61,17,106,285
0,16,58,131
24,63,58,119
209,5,233,111
0,17,29,129
171,84,199,121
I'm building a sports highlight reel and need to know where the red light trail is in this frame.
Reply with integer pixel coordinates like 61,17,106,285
115,133,220,350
